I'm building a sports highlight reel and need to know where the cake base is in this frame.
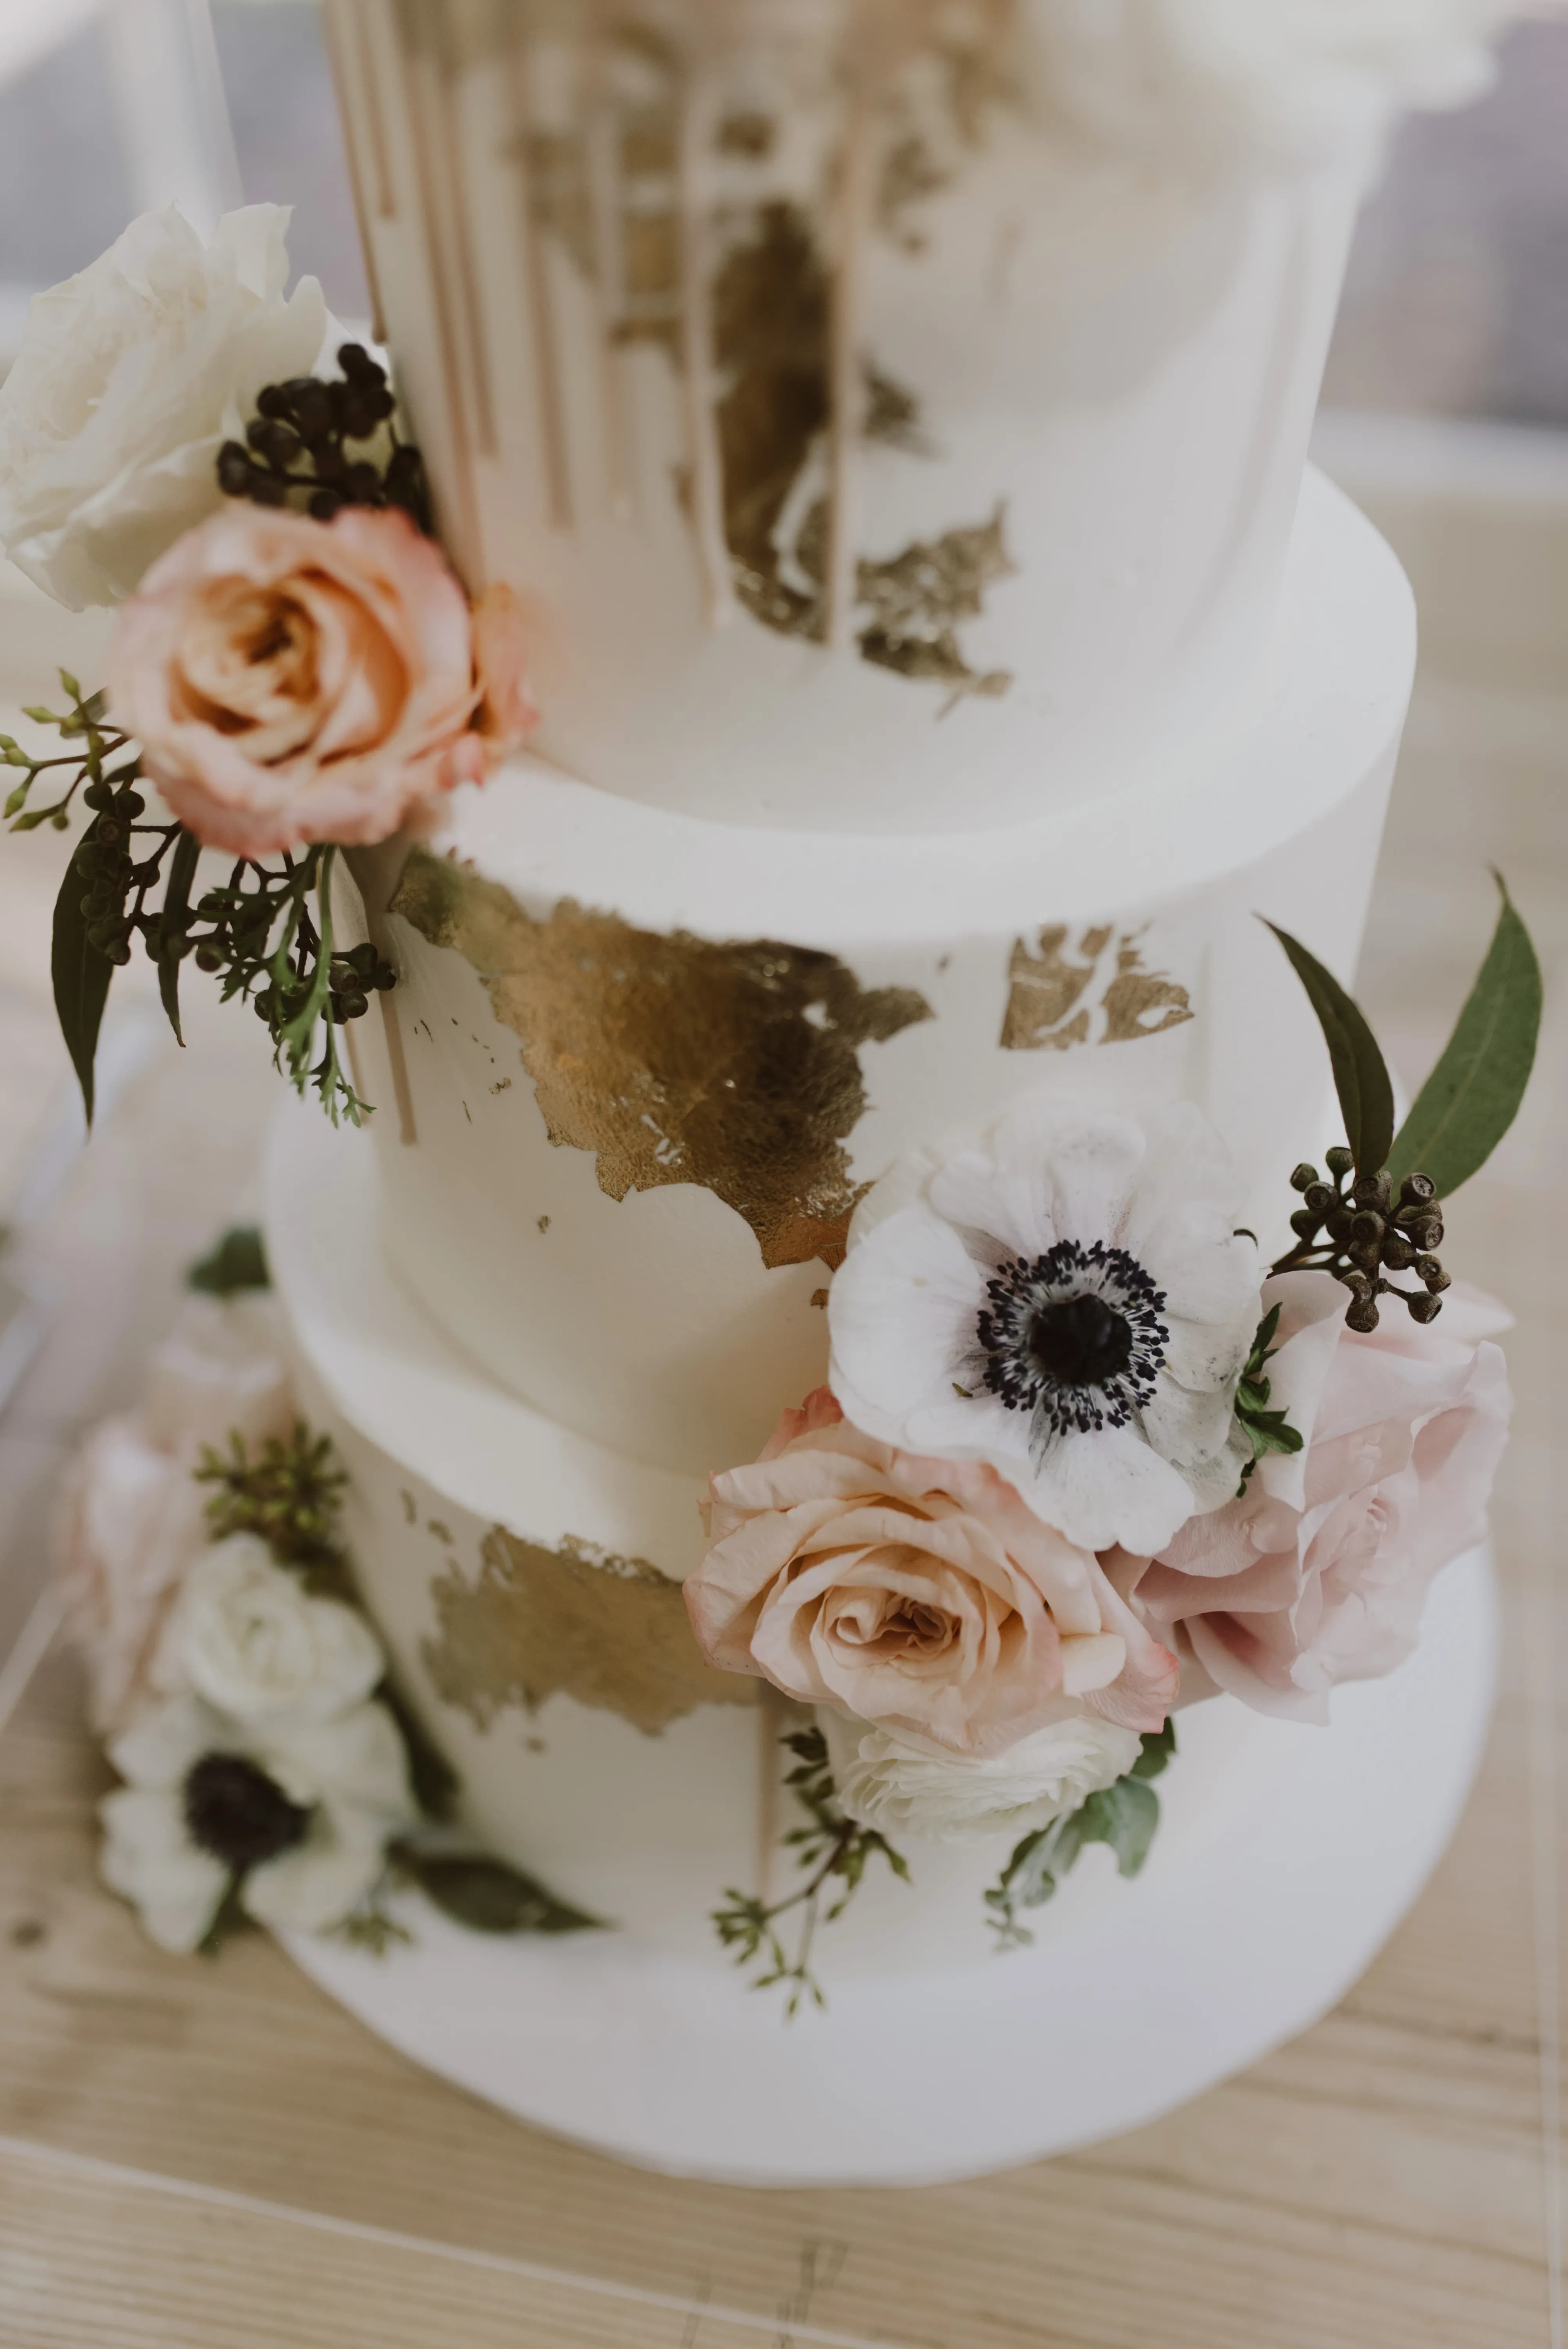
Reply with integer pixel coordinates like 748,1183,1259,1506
278,1542,1495,2189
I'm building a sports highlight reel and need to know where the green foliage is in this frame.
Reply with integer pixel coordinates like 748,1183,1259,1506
1264,922,1395,1178
393,1846,602,1936
380,1681,461,1825
1388,873,1543,1199
51,814,118,1124
984,1725,1173,1952
1232,1303,1305,1493
713,1727,910,2016
187,1225,270,1297
327,1904,414,1957
9,685,395,1127
196,1424,351,1591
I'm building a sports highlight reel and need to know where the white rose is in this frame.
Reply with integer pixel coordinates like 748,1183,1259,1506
153,1535,384,1725
101,1689,415,1952
821,1706,1142,1846
0,204,327,609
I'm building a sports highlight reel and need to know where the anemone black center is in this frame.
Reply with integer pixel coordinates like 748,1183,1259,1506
973,1238,1171,1440
1026,1292,1135,1388
182,1752,312,1870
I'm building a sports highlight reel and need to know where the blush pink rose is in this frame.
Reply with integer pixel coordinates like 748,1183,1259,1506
56,1293,296,1735
107,504,535,856
686,1388,1177,1757
1111,1272,1512,1722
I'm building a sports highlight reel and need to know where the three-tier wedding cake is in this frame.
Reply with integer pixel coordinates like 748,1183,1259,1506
9,0,1544,2185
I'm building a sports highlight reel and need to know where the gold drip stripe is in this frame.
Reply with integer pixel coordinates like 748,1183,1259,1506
396,31,484,583
506,21,575,533
677,65,736,629
429,27,498,461
586,73,636,519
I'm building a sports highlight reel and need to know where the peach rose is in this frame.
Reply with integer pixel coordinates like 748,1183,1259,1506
106,504,535,856
686,1389,1177,1757
1111,1273,1512,1722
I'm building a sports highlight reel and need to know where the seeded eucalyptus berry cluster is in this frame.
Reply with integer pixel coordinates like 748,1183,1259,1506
1264,882,1540,1337
1276,1154,1448,1334
217,343,432,532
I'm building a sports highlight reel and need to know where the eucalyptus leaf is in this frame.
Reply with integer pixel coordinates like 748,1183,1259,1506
157,827,202,1045
51,815,116,1124
186,1225,270,1296
401,1849,602,1936
1076,1776,1160,1880
1388,874,1542,1198
1130,1721,1177,1783
1265,922,1395,1176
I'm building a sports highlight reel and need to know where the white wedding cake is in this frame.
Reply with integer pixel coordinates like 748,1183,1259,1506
7,0,1541,2172
266,0,1448,1968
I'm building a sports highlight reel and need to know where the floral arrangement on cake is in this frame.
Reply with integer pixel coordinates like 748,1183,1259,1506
0,204,533,1125
60,1227,597,1956
685,898,1539,2004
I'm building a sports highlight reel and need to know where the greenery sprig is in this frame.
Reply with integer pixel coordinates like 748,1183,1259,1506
7,687,398,1127
984,1722,1175,1953
197,1421,352,1594
1233,1303,1305,1490
714,1726,909,2016
1264,877,1541,1332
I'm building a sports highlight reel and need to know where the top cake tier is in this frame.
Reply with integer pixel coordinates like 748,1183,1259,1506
325,0,1388,831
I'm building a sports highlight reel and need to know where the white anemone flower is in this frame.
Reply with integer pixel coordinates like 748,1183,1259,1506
100,1689,415,1953
829,1098,1260,1556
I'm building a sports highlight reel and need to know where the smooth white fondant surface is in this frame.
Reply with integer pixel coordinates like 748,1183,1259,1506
347,469,1414,1475
280,1538,1497,2186
326,0,1363,829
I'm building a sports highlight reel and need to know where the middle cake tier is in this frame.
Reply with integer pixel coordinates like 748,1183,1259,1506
336,464,1414,1479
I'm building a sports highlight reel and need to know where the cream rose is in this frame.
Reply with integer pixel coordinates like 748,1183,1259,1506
821,1706,1142,1845
106,503,534,855
0,205,327,610
1113,1274,1512,1720
152,1535,385,1726
686,1389,1177,1756
56,1294,295,1735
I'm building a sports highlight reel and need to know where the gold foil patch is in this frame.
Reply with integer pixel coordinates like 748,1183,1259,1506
1002,927,1194,1053
393,851,932,1270
422,1527,756,1737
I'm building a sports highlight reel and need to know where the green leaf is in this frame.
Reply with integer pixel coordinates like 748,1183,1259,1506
1130,1721,1177,1782
186,1225,270,1296
399,1849,603,1936
379,1679,461,1824
1077,1776,1160,1880
1265,922,1395,1175
4,781,30,818
11,806,53,832
1388,873,1543,1199
157,827,202,1045
58,669,81,703
51,815,116,1125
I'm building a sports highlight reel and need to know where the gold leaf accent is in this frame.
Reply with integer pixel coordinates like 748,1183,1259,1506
712,200,1013,693
393,851,932,1270
422,1528,755,1737
1002,926,1194,1052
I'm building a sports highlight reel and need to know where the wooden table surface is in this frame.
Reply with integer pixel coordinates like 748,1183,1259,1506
0,449,1564,2348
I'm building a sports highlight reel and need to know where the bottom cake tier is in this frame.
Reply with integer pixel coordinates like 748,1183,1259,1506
265,1095,1495,2053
